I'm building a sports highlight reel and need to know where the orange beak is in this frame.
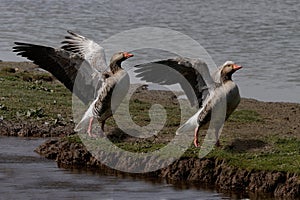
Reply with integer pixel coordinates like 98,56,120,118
123,52,134,58
233,64,242,71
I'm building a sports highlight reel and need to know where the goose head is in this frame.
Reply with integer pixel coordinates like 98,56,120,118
110,52,134,65
220,61,242,82
109,52,134,73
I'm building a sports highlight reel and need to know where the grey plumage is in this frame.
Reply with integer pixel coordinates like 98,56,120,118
75,52,132,136
13,31,133,137
13,31,107,104
135,57,213,108
134,58,242,147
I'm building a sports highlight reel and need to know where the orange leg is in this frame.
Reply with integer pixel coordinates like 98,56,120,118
87,117,97,137
194,126,200,147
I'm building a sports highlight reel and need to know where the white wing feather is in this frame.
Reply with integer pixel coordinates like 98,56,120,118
61,30,107,72
74,99,97,132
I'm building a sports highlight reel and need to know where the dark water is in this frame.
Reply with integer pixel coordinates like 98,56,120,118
0,0,299,103
0,136,242,200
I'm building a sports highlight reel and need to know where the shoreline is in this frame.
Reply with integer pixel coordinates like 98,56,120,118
34,136,299,199
1,61,300,198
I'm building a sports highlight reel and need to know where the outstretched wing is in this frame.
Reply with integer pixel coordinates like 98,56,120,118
134,57,215,107
13,31,108,104
13,42,101,104
61,30,107,72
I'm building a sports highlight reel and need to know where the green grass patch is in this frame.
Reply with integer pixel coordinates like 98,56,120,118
2,65,299,174
64,134,83,144
205,137,300,174
115,142,166,153
228,109,262,123
128,98,181,133
75,134,300,174
0,69,72,122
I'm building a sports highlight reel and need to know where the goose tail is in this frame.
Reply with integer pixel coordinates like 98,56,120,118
74,101,95,132
176,109,201,135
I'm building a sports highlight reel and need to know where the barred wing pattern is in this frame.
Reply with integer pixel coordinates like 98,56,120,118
134,57,216,107
13,31,107,104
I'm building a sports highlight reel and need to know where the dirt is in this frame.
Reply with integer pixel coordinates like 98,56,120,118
35,137,300,198
1,61,300,198
232,98,300,139
1,62,299,141
0,120,75,137
32,86,300,198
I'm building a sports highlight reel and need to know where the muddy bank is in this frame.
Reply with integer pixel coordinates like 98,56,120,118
2,62,300,198
0,120,75,137
35,137,300,198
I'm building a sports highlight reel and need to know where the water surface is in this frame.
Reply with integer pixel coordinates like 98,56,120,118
0,136,242,200
0,0,299,102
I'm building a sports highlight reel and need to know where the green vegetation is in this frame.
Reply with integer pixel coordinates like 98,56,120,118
64,134,83,144
0,66,72,123
1,63,300,174
206,137,300,174
228,109,262,123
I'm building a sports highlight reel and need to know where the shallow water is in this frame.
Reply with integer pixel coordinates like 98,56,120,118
0,136,245,200
0,0,299,103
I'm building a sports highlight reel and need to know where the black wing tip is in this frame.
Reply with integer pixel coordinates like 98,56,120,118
14,42,32,46
12,42,51,52
67,30,78,37
14,41,23,45
67,30,80,35
12,42,29,52
66,30,85,39
13,42,44,48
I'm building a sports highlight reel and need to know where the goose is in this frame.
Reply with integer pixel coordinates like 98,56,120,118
134,58,242,147
13,31,133,137
77,51,133,137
